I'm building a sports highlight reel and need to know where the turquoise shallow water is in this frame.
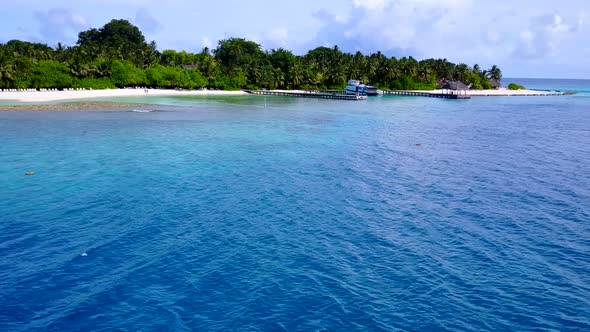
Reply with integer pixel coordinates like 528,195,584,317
1,88,590,331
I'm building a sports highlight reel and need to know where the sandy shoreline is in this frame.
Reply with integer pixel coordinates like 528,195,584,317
0,87,565,108
0,88,247,103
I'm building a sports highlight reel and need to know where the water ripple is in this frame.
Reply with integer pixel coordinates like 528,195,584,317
1,95,589,331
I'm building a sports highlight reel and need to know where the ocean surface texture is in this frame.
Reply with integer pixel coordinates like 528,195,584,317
1,79,589,331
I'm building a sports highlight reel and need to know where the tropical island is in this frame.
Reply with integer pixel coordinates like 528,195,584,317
0,19,506,95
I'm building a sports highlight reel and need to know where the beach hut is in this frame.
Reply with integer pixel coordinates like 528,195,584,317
181,65,198,70
442,80,469,90
441,80,470,97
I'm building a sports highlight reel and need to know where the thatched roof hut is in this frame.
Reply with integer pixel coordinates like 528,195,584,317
441,80,469,90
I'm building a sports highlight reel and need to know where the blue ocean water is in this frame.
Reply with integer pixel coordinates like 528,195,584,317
506,78,590,95
1,85,590,331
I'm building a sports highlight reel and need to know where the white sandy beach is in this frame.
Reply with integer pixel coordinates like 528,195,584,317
0,88,247,103
0,87,564,104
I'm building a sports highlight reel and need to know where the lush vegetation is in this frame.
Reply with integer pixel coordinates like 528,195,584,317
508,83,525,90
0,19,502,91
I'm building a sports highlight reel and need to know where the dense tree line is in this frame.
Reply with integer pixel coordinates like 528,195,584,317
0,19,502,91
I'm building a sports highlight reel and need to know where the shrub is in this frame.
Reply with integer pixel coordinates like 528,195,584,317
74,78,116,89
31,60,74,89
508,83,525,90
389,76,436,90
481,80,492,90
413,82,436,90
300,84,318,90
110,60,146,87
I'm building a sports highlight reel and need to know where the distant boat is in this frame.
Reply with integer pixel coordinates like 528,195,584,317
345,80,379,96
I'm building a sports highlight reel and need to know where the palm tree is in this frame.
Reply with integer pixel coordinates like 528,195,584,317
291,64,304,88
310,71,324,87
453,63,470,82
381,59,400,85
0,62,16,87
417,65,433,83
1,62,16,88
69,61,90,78
273,68,285,89
247,65,260,87
473,64,481,75
198,54,219,81
399,57,417,79
432,58,453,80
487,65,502,81
55,42,66,61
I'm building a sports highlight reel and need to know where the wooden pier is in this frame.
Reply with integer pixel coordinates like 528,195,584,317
245,90,367,100
245,89,472,100
383,90,471,99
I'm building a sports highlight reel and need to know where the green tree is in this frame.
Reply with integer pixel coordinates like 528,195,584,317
110,60,145,87
0,19,505,92
486,65,502,81
452,63,470,82
77,19,154,67
31,60,74,89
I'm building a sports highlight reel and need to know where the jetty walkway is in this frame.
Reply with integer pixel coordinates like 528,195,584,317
245,90,367,100
383,90,470,99
245,89,566,101
383,89,566,97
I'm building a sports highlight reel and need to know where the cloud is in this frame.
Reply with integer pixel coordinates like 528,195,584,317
5,0,588,77
294,0,590,78
34,8,88,44
513,14,584,59
306,0,474,58
135,8,161,33
201,37,213,50
224,28,292,51
265,28,289,49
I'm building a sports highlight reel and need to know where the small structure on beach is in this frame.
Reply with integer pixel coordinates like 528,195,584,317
181,65,198,70
442,80,469,90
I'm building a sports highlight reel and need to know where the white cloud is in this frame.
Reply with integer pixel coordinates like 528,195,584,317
266,28,289,48
34,8,88,44
352,0,388,10
299,0,590,77
513,14,583,59
307,0,475,58
201,37,213,50
3,0,589,77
